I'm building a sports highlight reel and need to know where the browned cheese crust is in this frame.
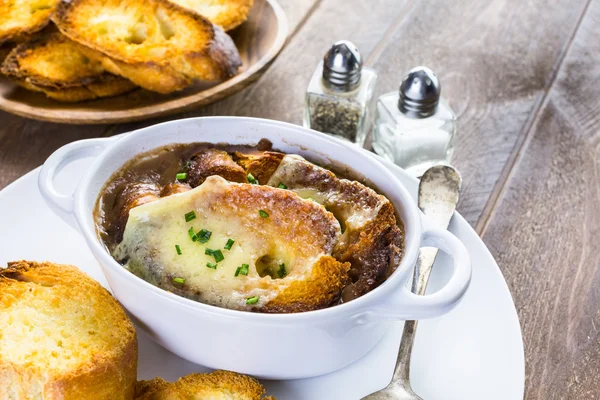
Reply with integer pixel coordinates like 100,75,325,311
0,261,138,400
115,181,161,242
52,0,242,93
135,370,272,400
267,156,404,301
232,151,285,184
187,148,247,186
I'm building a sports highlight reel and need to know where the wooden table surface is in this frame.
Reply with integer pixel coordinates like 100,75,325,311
1,0,597,398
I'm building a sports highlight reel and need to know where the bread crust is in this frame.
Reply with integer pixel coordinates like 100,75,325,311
267,155,405,300
167,0,254,31
136,370,270,400
0,260,138,400
1,32,137,101
0,0,60,45
52,0,242,93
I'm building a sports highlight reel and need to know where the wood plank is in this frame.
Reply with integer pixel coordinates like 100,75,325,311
481,1,600,398
365,0,589,226
0,0,317,190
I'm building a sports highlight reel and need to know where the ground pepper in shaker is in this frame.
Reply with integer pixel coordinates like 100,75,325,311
372,66,457,177
303,40,377,145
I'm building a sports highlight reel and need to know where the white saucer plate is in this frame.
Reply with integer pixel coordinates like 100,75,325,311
0,154,524,400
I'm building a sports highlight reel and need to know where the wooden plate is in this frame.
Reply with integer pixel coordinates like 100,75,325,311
0,0,287,124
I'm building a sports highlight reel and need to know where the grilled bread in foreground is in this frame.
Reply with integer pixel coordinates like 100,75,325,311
0,260,138,400
1,31,137,101
0,0,60,44
167,0,254,31
136,371,275,399
52,0,242,93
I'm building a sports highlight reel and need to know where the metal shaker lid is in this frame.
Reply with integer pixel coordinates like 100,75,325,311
398,66,441,118
322,40,362,91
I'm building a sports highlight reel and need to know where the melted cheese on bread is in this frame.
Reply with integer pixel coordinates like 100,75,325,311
115,176,349,312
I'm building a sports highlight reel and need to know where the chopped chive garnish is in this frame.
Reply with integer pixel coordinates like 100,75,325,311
175,245,182,255
258,209,269,218
277,263,286,278
234,264,249,277
205,248,224,263
197,229,212,243
176,172,187,181
206,262,217,269
183,160,191,171
277,182,287,189
185,211,196,222
173,277,185,284
247,173,258,184
188,227,198,242
212,249,224,262
239,264,249,276
246,296,259,305
224,238,235,250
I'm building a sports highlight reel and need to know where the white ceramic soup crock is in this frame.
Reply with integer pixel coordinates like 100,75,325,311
39,117,471,380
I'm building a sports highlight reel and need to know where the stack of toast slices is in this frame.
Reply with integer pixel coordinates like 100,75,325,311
0,0,253,102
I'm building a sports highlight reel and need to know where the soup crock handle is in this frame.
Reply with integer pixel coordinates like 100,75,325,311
38,137,115,227
367,226,472,320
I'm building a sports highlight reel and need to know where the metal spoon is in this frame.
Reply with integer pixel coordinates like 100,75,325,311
363,165,462,400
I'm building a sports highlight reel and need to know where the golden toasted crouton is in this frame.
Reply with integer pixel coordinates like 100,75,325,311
1,31,137,101
267,155,404,301
52,0,242,93
167,0,254,31
0,260,138,400
136,370,274,400
0,0,59,44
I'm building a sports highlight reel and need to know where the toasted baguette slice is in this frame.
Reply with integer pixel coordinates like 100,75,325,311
53,0,242,93
167,0,254,31
0,261,138,400
0,0,60,44
1,31,137,101
136,371,275,400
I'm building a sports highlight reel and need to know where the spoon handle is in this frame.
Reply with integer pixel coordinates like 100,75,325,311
390,165,462,388
390,246,439,385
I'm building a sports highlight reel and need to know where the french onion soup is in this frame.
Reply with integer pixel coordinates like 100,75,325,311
94,140,405,313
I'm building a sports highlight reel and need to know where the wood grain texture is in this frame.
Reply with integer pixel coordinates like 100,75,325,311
364,0,590,227
481,1,600,398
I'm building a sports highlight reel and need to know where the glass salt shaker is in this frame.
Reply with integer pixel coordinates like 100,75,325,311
304,40,377,146
372,66,456,177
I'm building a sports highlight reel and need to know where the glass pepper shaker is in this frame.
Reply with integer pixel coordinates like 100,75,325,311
372,66,456,177
303,40,377,146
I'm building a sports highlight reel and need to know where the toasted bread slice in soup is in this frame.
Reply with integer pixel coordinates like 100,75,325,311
266,155,405,302
136,370,275,400
0,0,60,44
0,261,138,400
166,0,254,31
114,176,350,313
52,0,242,93
1,31,137,101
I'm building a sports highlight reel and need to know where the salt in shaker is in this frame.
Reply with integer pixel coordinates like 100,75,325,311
372,66,456,177
304,40,377,146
